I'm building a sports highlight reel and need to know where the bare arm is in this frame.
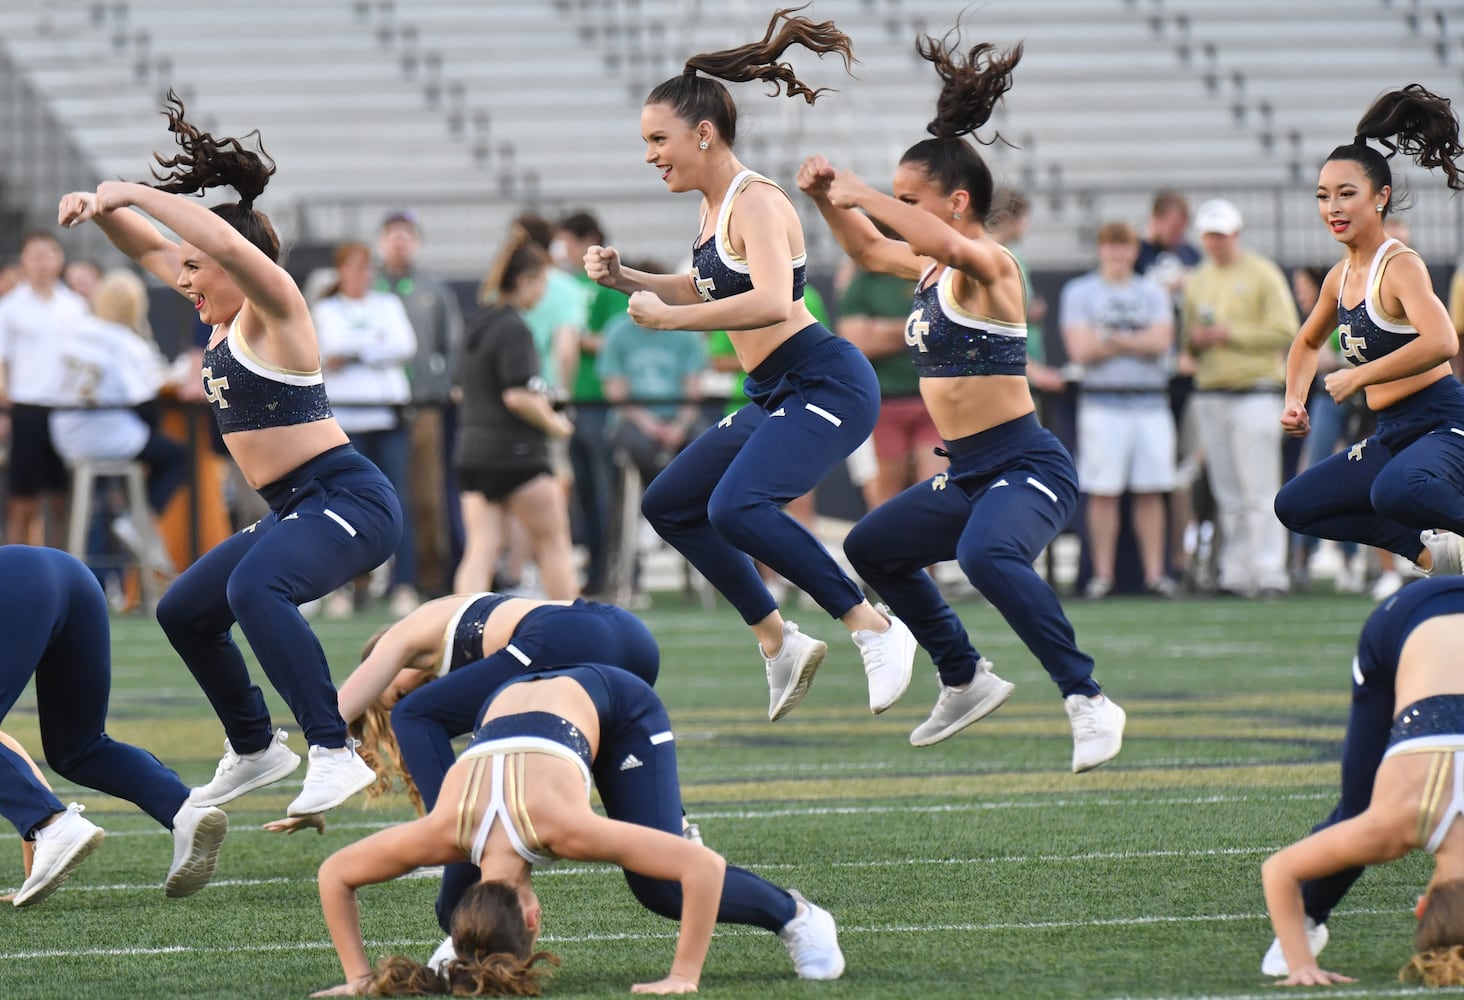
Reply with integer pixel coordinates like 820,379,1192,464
1262,809,1407,984
503,387,574,438
797,156,926,281
838,315,906,359
316,816,461,992
336,623,436,725
585,249,703,305
0,730,48,898
60,191,183,289
827,170,1013,289
1280,265,1343,436
94,182,308,326
549,810,726,991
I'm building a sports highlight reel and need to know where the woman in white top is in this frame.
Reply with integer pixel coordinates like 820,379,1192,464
49,269,185,520
313,242,419,615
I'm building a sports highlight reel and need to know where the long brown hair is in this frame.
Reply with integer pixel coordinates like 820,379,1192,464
898,28,1022,221
478,225,549,306
1328,84,1464,219
350,626,428,814
374,882,560,996
146,89,281,261
644,6,854,147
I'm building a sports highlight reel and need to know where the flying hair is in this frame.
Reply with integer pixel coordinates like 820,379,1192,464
682,5,854,103
148,89,277,210
918,29,1023,144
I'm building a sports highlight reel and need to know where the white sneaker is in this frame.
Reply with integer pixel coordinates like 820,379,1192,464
763,622,828,722
323,589,355,619
909,659,1015,747
388,585,419,618
1423,529,1464,577
428,934,457,974
189,729,301,807
1065,694,1126,773
288,742,376,816
13,803,105,907
682,816,704,846
1261,916,1329,976
164,800,228,898
852,606,917,714
778,890,845,980
1370,569,1405,601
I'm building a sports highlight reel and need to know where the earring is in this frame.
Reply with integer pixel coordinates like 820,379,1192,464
1376,205,1384,213
952,211,962,221
698,140,709,150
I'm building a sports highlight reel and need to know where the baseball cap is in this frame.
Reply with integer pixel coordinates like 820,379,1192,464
380,209,421,231
1194,199,1242,236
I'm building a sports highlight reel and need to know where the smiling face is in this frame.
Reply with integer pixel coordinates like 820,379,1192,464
1316,158,1388,246
641,101,709,194
176,243,245,327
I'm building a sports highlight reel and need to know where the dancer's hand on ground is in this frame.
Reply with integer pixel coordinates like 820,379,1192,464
310,974,374,997
631,972,699,994
1270,965,1355,987
263,814,326,835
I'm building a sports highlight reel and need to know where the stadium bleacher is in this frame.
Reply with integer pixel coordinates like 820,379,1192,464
3,0,1463,274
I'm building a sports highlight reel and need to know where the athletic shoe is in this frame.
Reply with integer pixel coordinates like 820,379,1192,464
1370,569,1405,601
288,742,376,816
1423,529,1464,577
852,606,916,714
164,801,228,898
682,817,704,846
1261,917,1329,976
1146,576,1181,599
428,935,457,974
1065,694,1126,773
909,659,1015,747
1084,576,1113,600
13,803,105,907
189,729,301,807
778,890,845,980
763,622,827,722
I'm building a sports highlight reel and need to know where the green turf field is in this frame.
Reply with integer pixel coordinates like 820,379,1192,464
0,590,1456,999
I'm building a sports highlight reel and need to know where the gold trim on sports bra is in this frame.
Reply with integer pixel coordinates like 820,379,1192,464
231,321,325,379
457,754,490,856
718,173,807,268
508,753,547,857
938,262,1028,332
1369,246,1418,329
1419,750,1452,848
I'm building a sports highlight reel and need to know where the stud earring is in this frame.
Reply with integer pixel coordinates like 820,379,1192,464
952,211,962,221
1376,205,1384,213
699,140,709,150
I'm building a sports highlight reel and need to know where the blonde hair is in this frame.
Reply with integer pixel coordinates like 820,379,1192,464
1401,879,1464,986
91,269,152,340
350,625,426,814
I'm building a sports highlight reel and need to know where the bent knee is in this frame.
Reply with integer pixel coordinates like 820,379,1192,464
624,873,681,920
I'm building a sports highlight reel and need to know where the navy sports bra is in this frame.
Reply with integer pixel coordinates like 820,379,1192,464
200,315,333,433
1337,238,1420,367
437,592,515,677
690,169,806,304
903,260,1028,378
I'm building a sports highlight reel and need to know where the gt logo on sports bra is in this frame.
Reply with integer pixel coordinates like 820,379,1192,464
692,268,717,303
905,310,930,353
201,366,231,409
1339,323,1369,365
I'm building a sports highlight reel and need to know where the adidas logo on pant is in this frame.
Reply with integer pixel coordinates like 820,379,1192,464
619,754,643,771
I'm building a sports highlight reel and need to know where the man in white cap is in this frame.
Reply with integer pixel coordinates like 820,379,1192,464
1182,199,1298,597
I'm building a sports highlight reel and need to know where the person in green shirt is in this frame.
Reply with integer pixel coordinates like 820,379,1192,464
556,212,625,595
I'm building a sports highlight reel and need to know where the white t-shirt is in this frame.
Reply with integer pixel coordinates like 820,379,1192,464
1058,270,1173,392
47,315,167,462
312,291,417,433
0,282,89,405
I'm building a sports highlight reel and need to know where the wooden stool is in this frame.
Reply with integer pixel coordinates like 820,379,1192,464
66,458,165,611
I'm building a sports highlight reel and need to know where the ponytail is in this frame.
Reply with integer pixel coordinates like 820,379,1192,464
1326,84,1464,218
